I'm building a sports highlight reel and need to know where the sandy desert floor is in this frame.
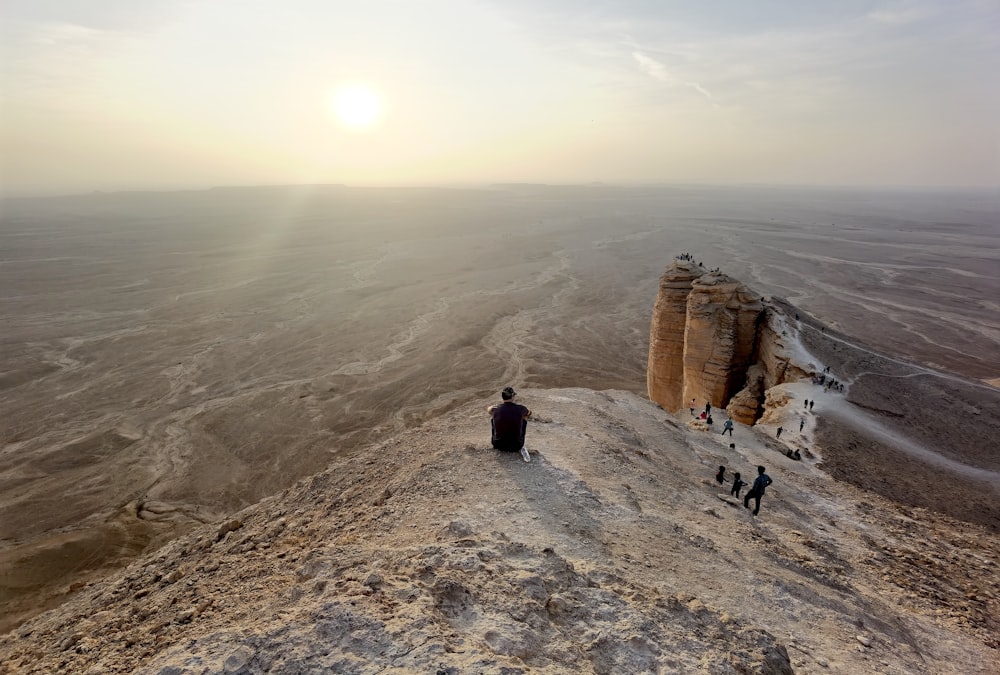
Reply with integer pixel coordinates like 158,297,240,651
1,184,998,632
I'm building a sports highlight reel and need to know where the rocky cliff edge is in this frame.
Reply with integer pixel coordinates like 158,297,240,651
2,389,996,674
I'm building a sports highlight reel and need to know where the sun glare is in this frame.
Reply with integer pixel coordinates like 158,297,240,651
329,85,382,130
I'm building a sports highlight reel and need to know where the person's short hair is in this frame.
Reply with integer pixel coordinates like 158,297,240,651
501,386,516,400
757,465,766,474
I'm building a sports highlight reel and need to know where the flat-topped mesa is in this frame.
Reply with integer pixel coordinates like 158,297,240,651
647,261,706,410
647,260,803,424
681,273,763,411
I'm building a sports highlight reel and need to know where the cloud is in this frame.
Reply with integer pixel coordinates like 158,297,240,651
866,5,932,24
632,50,714,102
632,51,669,81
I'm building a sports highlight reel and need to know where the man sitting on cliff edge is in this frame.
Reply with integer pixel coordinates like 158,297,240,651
488,387,532,462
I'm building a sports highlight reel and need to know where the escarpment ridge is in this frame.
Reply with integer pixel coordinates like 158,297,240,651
1,389,997,674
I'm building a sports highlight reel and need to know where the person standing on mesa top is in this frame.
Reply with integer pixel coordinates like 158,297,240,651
488,387,532,462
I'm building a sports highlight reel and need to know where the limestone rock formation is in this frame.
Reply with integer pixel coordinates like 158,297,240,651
680,273,763,411
646,259,772,423
646,261,704,411
647,260,807,423
726,364,765,425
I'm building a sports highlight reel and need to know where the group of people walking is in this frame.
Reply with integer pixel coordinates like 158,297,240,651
716,465,773,515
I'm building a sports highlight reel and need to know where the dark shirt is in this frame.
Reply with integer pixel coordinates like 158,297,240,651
490,401,531,450
752,474,772,495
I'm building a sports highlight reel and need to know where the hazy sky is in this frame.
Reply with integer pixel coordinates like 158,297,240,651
2,0,998,196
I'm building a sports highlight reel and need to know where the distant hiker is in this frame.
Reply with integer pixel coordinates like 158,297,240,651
809,401,814,411
776,426,783,439
699,411,707,420
730,472,748,498
705,402,711,416
722,419,734,436
716,466,726,485
743,466,773,516
488,387,532,461
803,399,809,409
799,418,805,432
706,415,713,426
690,398,696,416
793,449,801,461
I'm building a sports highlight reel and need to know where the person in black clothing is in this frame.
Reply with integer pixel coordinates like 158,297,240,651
743,465,773,516
776,426,783,439
488,387,532,453
715,465,726,485
730,472,747,498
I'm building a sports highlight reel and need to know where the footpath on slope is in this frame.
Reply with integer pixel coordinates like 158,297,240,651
773,301,1000,532
1,388,996,675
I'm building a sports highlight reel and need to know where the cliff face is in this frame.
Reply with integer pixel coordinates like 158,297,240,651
646,262,704,410
681,274,763,412
647,261,797,423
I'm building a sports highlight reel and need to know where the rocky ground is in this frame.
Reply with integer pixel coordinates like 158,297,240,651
2,388,996,674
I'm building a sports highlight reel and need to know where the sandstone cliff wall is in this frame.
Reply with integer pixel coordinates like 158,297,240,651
681,274,762,411
647,262,704,410
646,260,803,424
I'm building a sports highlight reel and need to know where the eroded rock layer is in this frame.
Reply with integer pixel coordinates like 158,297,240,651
681,274,763,411
646,261,705,410
647,260,799,423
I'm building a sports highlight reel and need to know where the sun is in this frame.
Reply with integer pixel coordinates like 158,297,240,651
328,84,382,130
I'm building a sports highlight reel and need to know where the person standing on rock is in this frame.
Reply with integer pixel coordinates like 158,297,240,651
809,401,814,411
803,399,809,410
716,466,726,485
776,426,783,439
722,418,734,436
743,466,773,516
799,418,805,432
690,398,696,417
488,387,532,462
